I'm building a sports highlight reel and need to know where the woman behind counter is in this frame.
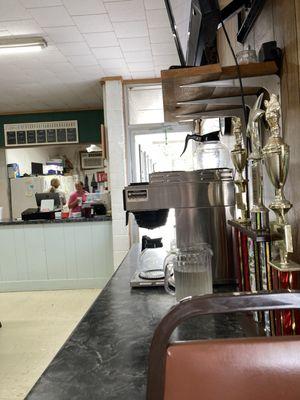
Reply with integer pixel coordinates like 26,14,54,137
47,178,66,207
68,181,89,215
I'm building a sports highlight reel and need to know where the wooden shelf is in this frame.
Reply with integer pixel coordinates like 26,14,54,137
161,61,279,122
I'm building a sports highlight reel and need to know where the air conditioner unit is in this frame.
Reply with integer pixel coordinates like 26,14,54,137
80,151,104,170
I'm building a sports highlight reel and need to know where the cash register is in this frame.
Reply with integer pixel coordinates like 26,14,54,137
21,192,61,221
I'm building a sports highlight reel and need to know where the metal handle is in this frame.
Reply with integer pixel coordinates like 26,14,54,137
163,254,176,296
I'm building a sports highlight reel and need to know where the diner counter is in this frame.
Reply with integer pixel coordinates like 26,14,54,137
26,244,261,400
0,215,111,225
0,218,113,292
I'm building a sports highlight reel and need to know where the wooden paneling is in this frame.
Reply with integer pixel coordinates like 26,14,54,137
218,0,300,262
0,221,113,292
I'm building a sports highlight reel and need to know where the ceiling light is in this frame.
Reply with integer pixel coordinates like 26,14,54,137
86,144,101,153
0,36,47,55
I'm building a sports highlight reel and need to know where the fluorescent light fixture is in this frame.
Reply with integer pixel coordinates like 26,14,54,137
86,144,101,153
0,36,47,55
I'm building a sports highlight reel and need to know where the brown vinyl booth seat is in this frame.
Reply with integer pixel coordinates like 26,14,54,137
147,291,300,400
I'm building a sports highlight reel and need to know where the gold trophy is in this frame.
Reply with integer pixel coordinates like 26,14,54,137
231,116,248,223
262,94,296,269
247,93,269,231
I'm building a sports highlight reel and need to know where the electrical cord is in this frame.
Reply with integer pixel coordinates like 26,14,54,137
220,18,248,124
219,15,251,217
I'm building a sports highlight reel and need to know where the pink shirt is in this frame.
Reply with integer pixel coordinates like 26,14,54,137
68,191,88,213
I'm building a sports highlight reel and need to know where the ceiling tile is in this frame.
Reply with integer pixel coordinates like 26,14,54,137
67,55,98,67
84,31,118,47
0,19,43,35
57,42,92,56
103,67,131,77
29,6,74,27
151,42,177,56
92,46,123,60
131,70,155,78
20,0,62,7
149,26,173,44
44,26,83,43
0,0,30,21
153,53,180,66
144,0,165,9
74,14,113,33
128,61,154,72
113,20,148,38
63,0,105,15
105,0,145,22
99,58,127,69
119,36,150,52
146,8,169,28
123,50,152,62
76,65,104,77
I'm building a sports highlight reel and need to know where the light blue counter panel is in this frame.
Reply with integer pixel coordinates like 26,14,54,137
63,224,78,280
91,222,113,278
0,221,114,292
0,227,18,281
24,225,48,281
74,224,94,280
13,227,28,281
44,224,68,280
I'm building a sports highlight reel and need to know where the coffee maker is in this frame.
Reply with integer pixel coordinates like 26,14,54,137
124,168,235,284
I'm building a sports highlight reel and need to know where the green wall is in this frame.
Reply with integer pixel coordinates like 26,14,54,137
0,109,104,147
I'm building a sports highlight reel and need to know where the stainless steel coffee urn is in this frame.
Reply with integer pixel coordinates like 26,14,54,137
124,168,235,284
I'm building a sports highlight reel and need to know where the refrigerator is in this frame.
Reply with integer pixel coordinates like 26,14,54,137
10,176,75,219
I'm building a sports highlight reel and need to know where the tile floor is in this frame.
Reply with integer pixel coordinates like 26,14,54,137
0,289,101,400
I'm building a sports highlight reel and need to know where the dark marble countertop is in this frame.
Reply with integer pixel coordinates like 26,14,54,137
0,215,112,226
25,245,261,400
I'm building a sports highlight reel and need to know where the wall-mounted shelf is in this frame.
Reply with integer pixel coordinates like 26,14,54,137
161,61,279,123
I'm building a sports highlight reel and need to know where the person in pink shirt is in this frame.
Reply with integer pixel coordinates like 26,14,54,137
68,181,89,214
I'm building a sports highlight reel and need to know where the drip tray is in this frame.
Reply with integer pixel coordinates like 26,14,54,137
130,270,165,288
139,269,165,280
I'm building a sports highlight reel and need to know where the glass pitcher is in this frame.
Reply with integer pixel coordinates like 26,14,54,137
164,244,213,301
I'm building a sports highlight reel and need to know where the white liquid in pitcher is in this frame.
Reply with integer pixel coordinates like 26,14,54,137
174,269,213,301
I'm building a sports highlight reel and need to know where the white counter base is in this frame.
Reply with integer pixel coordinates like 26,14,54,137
0,221,113,292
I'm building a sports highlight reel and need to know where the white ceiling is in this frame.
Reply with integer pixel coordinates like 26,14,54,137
0,0,179,113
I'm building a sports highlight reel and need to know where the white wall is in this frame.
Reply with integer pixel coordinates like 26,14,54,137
6,144,87,176
5,144,105,193
103,79,129,268
0,148,11,219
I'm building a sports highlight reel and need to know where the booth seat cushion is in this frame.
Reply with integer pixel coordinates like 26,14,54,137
164,336,300,400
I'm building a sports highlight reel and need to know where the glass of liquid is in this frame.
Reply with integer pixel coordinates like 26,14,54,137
164,244,213,301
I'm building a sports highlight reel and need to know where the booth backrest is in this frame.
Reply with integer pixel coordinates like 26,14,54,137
147,292,300,400
164,336,300,400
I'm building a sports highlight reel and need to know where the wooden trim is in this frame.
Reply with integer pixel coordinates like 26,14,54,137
123,77,161,85
100,76,123,84
161,64,222,79
0,107,102,116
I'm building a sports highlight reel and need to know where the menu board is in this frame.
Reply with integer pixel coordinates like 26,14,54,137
37,129,46,143
47,129,56,142
27,130,36,144
17,131,26,145
67,128,77,142
6,131,16,145
4,121,79,147
57,128,66,142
